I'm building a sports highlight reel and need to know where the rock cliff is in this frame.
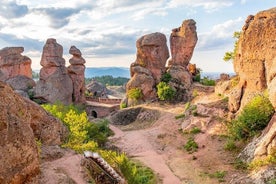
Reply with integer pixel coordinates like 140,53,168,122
229,7,276,112
0,80,68,183
68,46,86,104
228,8,276,183
34,38,73,104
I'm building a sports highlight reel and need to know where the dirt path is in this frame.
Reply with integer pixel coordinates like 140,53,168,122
110,124,182,184
109,100,245,184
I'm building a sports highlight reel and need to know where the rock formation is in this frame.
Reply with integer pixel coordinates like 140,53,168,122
34,38,73,104
0,81,39,184
228,8,276,183
229,8,276,112
167,19,198,101
0,80,68,183
67,46,86,104
0,47,32,81
126,32,169,105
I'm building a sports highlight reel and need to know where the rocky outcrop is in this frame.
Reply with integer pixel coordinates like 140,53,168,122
229,8,276,112
228,8,276,183
5,75,36,98
34,38,73,104
0,47,32,81
167,19,198,101
126,32,169,105
0,81,39,184
169,19,198,67
68,46,86,104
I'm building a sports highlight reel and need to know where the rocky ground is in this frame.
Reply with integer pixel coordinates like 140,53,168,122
108,83,247,184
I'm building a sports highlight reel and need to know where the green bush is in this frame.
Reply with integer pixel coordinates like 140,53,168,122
161,72,172,83
193,73,201,82
228,95,274,140
120,102,127,109
42,103,112,151
157,82,176,101
200,77,216,86
184,137,198,153
128,88,143,100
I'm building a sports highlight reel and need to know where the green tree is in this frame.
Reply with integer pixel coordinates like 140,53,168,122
223,31,241,61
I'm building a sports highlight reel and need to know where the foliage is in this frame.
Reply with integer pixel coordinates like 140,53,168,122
223,31,241,61
190,127,201,134
157,82,176,101
32,70,39,79
42,103,113,151
127,88,143,101
233,159,248,170
98,150,156,184
248,151,276,170
200,77,216,86
175,114,185,119
183,137,198,153
160,72,172,83
120,102,127,109
223,139,237,151
228,94,274,140
85,75,129,86
193,73,201,82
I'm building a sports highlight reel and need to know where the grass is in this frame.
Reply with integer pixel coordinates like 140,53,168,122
175,114,185,119
200,77,216,86
200,170,227,183
183,137,198,154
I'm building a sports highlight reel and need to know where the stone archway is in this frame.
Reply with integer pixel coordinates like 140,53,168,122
91,110,97,118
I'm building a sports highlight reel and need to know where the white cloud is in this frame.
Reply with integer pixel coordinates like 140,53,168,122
197,17,243,50
168,0,233,12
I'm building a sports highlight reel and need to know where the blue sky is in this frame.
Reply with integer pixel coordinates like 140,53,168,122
0,0,275,72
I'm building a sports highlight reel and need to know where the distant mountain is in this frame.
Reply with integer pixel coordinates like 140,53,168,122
85,67,130,78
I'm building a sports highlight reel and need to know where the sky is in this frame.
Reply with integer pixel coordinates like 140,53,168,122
0,0,275,73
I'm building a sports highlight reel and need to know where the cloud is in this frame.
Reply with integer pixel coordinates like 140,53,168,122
197,17,243,50
168,0,233,12
0,1,28,18
32,7,81,28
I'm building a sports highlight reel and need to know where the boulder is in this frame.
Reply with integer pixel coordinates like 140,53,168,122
135,32,169,82
68,46,86,104
34,39,73,104
166,19,198,102
230,8,276,111
0,47,32,81
125,32,169,105
0,81,39,184
169,19,198,67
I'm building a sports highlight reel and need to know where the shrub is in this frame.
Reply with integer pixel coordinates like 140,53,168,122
42,103,113,151
224,139,237,151
157,82,176,101
161,72,172,83
183,137,198,153
193,73,201,82
228,95,274,140
128,88,143,100
120,102,127,109
200,77,216,86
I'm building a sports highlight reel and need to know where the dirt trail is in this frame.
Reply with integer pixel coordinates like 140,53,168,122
110,124,182,184
109,98,245,183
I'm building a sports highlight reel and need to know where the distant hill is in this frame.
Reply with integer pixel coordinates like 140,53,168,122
85,67,130,78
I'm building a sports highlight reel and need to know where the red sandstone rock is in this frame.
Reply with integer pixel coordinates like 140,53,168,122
230,8,276,111
125,32,169,105
135,32,169,82
34,39,73,104
68,46,86,104
169,19,198,67
0,47,32,81
0,81,39,184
